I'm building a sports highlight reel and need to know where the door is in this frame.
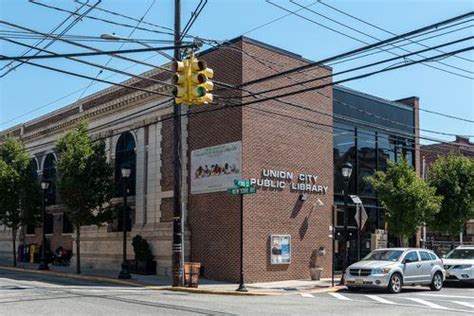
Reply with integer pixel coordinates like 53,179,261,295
402,251,422,283
418,251,434,283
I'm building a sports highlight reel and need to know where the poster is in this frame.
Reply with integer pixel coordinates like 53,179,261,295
191,141,242,194
270,235,291,264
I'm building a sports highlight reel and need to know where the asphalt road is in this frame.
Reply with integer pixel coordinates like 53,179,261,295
0,268,472,316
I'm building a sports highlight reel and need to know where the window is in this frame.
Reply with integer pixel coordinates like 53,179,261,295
44,213,54,235
404,251,419,263
115,132,136,196
357,129,376,196
377,133,396,171
419,251,432,261
333,122,356,195
429,253,437,260
30,158,38,182
62,213,73,234
26,224,35,235
42,153,57,205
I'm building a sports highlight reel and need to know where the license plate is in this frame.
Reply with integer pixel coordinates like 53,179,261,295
354,278,364,284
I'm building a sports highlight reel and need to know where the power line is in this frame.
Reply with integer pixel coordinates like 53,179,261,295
1,0,93,77
76,0,158,104
271,0,473,79
227,37,474,100
0,36,175,91
0,20,175,75
0,54,163,127
317,0,473,64
4,56,172,97
238,11,474,88
0,43,192,61
180,0,207,41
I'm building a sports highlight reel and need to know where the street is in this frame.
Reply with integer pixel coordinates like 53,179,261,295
0,268,472,316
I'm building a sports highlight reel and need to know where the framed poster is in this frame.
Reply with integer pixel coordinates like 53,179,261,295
270,235,291,264
191,141,242,194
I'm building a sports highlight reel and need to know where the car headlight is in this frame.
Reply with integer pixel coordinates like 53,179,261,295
373,267,391,275
453,265,472,269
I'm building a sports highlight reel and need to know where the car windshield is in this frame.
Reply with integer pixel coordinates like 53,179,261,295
446,249,474,260
362,250,403,262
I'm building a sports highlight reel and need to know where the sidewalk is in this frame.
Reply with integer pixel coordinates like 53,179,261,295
0,258,343,295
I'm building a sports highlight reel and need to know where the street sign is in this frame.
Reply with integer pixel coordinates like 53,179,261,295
227,186,256,196
355,203,368,230
350,195,362,204
234,179,250,188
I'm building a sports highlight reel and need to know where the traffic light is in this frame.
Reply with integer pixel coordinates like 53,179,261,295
172,60,188,104
190,57,214,105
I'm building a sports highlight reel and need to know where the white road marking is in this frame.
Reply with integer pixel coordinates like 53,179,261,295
405,298,449,309
417,293,474,300
300,293,314,298
451,301,474,308
365,295,396,305
328,292,352,301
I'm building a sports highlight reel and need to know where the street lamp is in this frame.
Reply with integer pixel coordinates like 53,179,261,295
340,162,353,285
118,165,132,279
38,180,50,270
100,33,174,60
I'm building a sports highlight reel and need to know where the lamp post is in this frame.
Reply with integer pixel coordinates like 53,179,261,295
38,180,50,270
118,165,131,279
340,162,353,285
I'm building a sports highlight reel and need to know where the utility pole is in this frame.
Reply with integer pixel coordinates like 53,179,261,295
172,0,184,287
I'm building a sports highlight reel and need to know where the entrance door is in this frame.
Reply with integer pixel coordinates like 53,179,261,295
402,251,422,284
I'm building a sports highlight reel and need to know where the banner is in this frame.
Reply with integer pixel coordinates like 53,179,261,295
270,235,291,264
191,141,242,194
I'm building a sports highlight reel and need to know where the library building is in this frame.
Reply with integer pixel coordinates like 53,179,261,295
0,36,419,282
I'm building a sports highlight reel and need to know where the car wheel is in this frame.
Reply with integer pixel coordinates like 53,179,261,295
430,272,443,291
387,273,403,294
347,286,360,292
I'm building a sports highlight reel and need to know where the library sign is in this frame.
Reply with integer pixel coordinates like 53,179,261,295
249,169,329,194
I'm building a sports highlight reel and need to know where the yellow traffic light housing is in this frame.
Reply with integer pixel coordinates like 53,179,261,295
190,57,214,105
172,54,214,106
172,60,187,104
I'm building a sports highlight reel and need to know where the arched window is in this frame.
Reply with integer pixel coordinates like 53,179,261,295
42,153,57,205
115,132,136,196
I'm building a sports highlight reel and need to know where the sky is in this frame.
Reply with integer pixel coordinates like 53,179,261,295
0,0,473,145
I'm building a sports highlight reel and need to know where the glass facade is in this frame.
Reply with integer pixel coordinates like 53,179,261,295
333,86,416,270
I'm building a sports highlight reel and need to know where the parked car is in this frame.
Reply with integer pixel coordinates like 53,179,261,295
345,248,445,293
443,245,474,284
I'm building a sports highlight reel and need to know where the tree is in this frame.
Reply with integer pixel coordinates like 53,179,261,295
56,123,114,274
368,159,442,246
428,154,474,243
0,136,40,266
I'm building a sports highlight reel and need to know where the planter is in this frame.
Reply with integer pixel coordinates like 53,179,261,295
310,267,323,280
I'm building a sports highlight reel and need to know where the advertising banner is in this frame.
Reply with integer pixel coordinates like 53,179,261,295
270,235,291,264
191,141,242,194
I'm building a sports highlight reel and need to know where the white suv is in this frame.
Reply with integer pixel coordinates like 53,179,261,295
443,245,474,284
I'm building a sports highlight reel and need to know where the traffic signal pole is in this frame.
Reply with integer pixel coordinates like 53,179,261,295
172,0,184,287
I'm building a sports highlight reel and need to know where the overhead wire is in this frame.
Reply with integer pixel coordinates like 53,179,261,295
269,0,473,79
1,0,93,77
317,0,473,64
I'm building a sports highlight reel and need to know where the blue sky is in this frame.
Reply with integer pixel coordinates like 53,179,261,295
0,0,473,144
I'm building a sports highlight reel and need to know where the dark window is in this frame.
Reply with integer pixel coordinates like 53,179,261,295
115,132,136,196
30,158,38,182
26,224,35,235
42,153,57,205
377,133,396,171
419,251,432,261
334,122,356,195
357,129,376,197
404,251,419,262
62,213,73,234
429,253,437,260
44,213,54,235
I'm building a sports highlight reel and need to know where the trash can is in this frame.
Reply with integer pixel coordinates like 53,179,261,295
184,262,201,288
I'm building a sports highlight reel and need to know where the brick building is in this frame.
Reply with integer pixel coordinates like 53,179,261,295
0,36,419,282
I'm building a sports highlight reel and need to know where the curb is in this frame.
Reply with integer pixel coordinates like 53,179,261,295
0,265,147,287
306,285,346,293
160,286,266,296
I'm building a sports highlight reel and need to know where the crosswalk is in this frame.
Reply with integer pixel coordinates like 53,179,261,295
300,291,474,313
